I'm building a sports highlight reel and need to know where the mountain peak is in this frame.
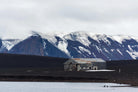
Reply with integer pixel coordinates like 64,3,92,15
31,31,42,37
1,31,138,60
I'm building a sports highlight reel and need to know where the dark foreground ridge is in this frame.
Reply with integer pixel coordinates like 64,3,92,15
0,53,138,86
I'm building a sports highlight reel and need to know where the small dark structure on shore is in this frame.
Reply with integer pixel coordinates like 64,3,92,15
64,58,106,71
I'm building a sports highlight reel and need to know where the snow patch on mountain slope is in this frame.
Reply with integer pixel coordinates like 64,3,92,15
42,39,46,49
112,35,133,43
78,46,91,54
31,31,57,45
92,53,96,58
132,52,138,58
91,35,111,45
31,31,71,56
117,49,123,55
2,39,21,50
126,50,138,59
31,31,71,45
95,46,102,53
128,45,133,51
103,48,109,53
57,41,70,56
64,32,91,46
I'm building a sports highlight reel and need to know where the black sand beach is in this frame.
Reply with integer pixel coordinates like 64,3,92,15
0,53,138,86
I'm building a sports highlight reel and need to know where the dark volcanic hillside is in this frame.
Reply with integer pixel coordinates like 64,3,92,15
1,31,138,60
9,34,69,58
0,53,67,69
9,35,45,56
1,53,138,86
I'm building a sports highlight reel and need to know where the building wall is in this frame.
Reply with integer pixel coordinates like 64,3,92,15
64,60,77,71
92,62,106,70
79,64,92,71
64,59,106,71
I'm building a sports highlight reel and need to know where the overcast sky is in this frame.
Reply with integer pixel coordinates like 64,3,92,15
1,0,138,39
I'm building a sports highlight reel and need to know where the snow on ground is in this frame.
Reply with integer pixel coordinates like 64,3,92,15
0,82,135,92
86,69,115,72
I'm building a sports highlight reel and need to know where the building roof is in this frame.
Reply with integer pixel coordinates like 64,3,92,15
65,58,106,64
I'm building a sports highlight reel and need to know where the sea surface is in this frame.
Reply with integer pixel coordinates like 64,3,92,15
0,82,137,92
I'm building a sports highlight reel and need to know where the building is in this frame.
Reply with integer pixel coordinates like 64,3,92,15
64,58,106,71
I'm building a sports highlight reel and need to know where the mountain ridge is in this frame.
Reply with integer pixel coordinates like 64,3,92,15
0,31,138,60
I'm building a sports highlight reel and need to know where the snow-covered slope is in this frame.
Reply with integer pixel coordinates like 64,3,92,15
0,39,21,52
2,39,21,50
1,31,138,60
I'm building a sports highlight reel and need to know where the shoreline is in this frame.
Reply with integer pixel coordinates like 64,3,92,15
0,73,137,86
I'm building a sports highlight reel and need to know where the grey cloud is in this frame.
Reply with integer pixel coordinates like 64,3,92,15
56,1,138,22
0,0,138,39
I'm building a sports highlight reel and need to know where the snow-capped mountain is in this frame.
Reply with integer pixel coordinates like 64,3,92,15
0,39,21,53
1,31,138,60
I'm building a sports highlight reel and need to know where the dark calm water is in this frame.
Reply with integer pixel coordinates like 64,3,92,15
0,82,137,92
